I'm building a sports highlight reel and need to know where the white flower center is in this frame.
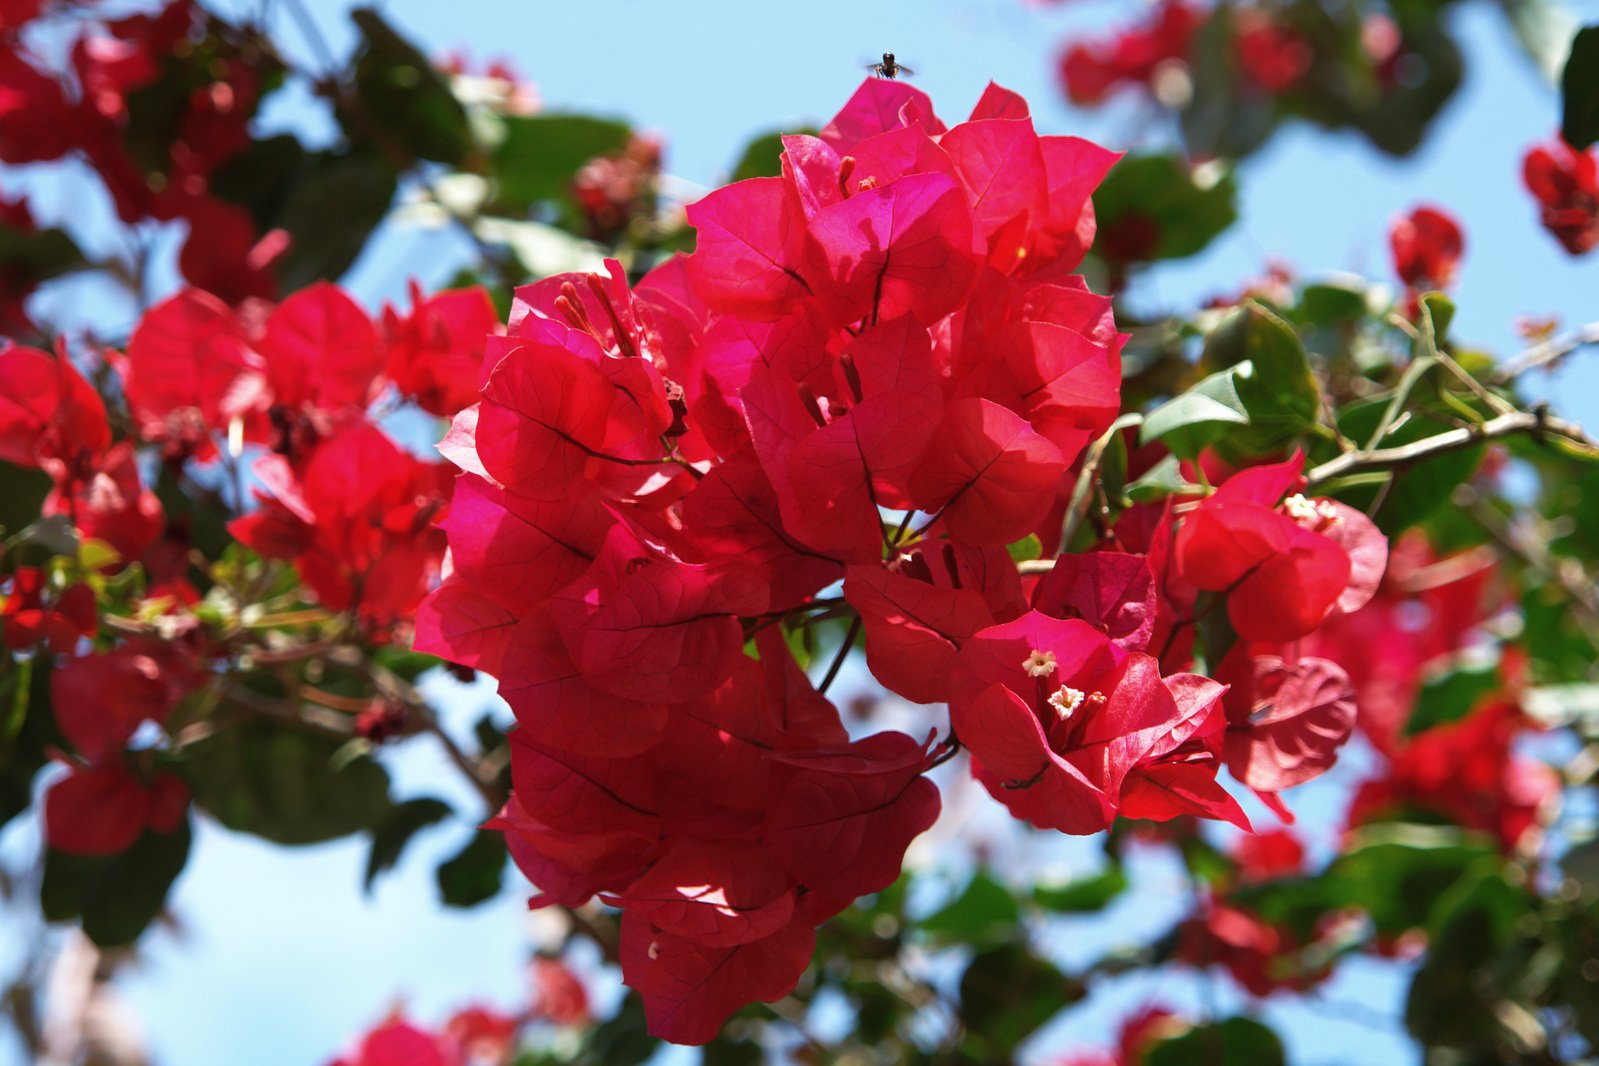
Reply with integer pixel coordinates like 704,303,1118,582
1283,493,1342,530
1048,686,1086,719
1022,649,1058,678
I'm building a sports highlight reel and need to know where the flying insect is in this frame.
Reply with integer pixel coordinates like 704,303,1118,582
869,52,913,79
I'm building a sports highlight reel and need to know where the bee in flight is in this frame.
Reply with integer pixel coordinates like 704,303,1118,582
868,52,913,79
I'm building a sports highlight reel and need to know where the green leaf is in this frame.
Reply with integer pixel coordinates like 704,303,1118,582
1330,825,1497,936
364,797,453,892
0,653,56,832
1180,5,1277,159
1006,534,1043,563
183,719,393,845
729,129,791,182
350,7,472,165
0,225,82,285
1201,302,1322,454
1093,154,1238,262
1405,867,1534,1048
1406,659,1501,735
958,943,1081,1057
1126,454,1196,503
490,115,632,212
437,829,507,907
920,871,1020,946
1033,865,1128,913
1139,364,1251,459
1145,1018,1286,1066
1561,25,1599,150
571,993,659,1066
42,821,192,947
275,153,398,290
1295,280,1370,327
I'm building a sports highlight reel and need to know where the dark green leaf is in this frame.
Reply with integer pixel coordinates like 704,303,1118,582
920,871,1020,946
1406,660,1500,735
0,462,54,547
1139,365,1251,458
1126,454,1196,503
730,130,791,182
1295,281,1369,327
1202,303,1319,421
490,115,632,212
1405,867,1535,1048
208,134,310,228
1561,25,1599,150
275,153,398,290
437,829,507,907
1180,5,1277,159
183,719,392,845
0,653,56,832
42,820,192,947
364,797,453,892
702,1035,765,1066
350,7,472,165
1033,864,1128,913
1144,1017,1286,1066
0,225,82,286
1094,154,1238,262
571,993,659,1066
958,943,1080,1057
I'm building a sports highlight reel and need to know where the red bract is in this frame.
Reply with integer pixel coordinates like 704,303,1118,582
1389,204,1464,290
1030,550,1156,650
0,47,78,163
1,569,96,652
44,442,165,564
1218,652,1356,791
620,909,817,1046
1058,1,1200,105
51,641,199,759
1235,12,1313,93
0,343,110,476
530,958,590,1026
419,80,1135,1044
949,611,1230,832
1176,899,1330,996
1347,697,1557,853
1171,452,1386,641
1522,138,1599,256
327,1015,459,1066
260,282,385,412
909,398,1066,546
43,762,188,856
124,288,263,456
383,282,502,416
232,424,448,629
1303,533,1495,753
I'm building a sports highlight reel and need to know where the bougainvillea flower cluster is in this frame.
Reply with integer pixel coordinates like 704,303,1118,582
3,272,492,859
1058,0,1311,105
1389,204,1465,295
1522,138,1599,256
416,79,1382,1043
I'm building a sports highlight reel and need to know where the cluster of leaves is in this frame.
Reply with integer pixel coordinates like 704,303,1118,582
0,0,674,340
1047,0,1599,274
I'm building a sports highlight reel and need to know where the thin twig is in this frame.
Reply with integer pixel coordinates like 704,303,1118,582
1305,408,1599,487
818,614,863,696
1490,322,1599,384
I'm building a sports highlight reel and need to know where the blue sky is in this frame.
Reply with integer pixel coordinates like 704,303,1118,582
3,0,1597,1062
